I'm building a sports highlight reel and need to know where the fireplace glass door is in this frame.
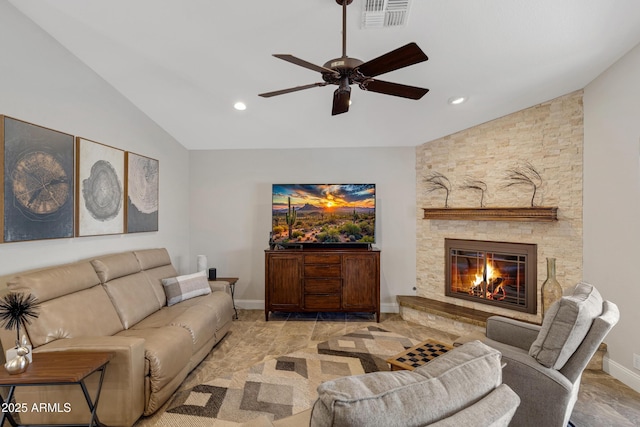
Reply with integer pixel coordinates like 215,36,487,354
445,239,537,314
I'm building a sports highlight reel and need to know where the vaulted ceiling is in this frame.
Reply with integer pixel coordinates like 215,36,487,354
9,0,640,150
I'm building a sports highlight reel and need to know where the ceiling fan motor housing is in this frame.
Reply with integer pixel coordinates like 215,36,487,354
322,57,365,84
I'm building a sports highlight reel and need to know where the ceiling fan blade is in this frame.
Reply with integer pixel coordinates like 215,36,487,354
273,54,337,75
259,82,328,98
362,79,429,100
356,42,428,78
332,86,351,116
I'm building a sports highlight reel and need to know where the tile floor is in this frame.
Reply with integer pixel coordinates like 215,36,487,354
135,310,640,426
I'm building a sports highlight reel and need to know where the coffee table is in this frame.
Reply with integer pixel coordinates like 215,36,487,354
386,339,453,371
0,351,113,427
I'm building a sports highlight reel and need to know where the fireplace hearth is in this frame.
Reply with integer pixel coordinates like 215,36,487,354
445,239,537,314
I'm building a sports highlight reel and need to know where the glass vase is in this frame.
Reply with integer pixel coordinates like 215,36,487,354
541,257,563,318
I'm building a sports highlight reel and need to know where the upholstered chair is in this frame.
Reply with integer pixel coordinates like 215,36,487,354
242,340,520,427
455,282,619,427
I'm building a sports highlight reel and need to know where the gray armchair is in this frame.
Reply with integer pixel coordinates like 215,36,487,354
241,340,520,427
456,282,619,427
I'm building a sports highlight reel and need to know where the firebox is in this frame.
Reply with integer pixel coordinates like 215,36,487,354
445,239,537,314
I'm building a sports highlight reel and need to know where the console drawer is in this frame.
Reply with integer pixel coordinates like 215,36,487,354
304,278,341,294
304,254,341,264
304,264,341,277
304,294,341,310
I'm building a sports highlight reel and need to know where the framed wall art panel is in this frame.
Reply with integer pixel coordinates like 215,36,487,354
125,152,159,233
75,137,125,237
1,116,75,243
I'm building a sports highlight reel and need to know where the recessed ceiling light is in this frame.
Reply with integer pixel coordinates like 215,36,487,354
448,96,467,105
234,102,247,111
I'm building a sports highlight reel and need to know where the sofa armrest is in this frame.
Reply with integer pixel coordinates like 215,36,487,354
429,384,520,427
27,336,146,427
487,340,575,426
486,316,541,351
209,280,231,295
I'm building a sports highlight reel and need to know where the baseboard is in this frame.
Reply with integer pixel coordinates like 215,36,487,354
381,302,399,313
604,358,640,393
235,300,399,313
235,299,264,310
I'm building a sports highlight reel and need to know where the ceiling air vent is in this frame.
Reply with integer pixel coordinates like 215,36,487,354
362,0,411,28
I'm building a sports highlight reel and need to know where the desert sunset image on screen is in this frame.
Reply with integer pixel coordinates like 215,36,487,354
272,184,375,244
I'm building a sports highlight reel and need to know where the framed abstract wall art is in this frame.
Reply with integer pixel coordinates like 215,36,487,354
1,116,75,243
75,137,125,236
125,152,159,233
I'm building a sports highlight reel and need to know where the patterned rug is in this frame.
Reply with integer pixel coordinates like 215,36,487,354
155,327,419,426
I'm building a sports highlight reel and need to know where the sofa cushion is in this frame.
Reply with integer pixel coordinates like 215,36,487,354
141,265,177,307
310,340,502,427
25,285,124,347
162,271,211,306
137,249,177,307
131,302,191,330
91,252,142,283
8,261,101,303
529,282,603,369
116,326,193,392
101,272,162,329
131,291,232,331
195,291,235,333
134,248,173,270
169,305,218,352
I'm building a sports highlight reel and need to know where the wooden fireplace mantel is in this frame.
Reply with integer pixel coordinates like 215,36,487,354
422,207,558,222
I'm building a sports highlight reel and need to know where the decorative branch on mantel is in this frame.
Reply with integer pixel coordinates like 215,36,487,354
424,172,452,208
503,162,542,207
460,178,488,207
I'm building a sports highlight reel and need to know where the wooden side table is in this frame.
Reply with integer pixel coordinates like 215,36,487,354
0,351,113,427
216,277,239,320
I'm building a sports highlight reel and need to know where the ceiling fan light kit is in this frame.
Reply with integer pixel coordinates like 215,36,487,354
259,0,429,115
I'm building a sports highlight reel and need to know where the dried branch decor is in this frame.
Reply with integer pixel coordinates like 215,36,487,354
0,293,40,344
460,178,488,207
503,162,542,207
424,172,452,208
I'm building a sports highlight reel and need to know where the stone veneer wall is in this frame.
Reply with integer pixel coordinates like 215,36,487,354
416,91,583,323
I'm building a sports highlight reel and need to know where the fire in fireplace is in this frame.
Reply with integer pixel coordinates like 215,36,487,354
445,239,537,314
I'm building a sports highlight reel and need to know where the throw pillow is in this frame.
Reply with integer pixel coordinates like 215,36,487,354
161,271,211,306
529,281,603,369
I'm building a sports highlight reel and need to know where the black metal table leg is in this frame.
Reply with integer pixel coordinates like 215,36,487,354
79,364,108,427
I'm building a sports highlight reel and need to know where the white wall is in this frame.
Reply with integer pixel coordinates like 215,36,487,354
0,1,191,282
188,147,417,311
584,42,640,391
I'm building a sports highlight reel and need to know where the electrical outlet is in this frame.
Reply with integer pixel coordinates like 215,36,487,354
634,353,640,370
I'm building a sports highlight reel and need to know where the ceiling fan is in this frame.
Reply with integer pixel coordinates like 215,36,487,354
258,0,429,116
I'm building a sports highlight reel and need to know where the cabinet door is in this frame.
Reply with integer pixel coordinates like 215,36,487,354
267,254,302,308
342,253,379,309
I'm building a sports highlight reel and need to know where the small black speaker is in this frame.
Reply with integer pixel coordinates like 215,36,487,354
208,268,217,281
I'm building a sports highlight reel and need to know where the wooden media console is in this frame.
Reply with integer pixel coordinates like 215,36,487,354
265,247,380,321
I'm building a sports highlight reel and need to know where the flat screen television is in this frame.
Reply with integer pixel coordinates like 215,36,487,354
272,184,376,246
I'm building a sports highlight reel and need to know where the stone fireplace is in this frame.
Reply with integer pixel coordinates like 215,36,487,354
414,91,584,324
445,239,537,314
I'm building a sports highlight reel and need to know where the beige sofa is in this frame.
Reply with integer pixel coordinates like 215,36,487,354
0,248,234,427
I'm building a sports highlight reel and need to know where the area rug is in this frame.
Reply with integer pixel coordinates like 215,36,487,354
155,327,420,426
